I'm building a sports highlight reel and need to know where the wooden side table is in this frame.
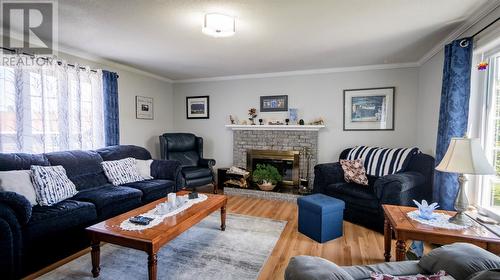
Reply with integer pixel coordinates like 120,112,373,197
382,204,500,261
217,168,229,193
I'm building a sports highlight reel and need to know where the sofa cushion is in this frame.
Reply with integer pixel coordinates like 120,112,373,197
24,200,96,243
325,182,378,201
122,179,175,203
285,256,355,280
0,152,49,171
182,166,212,180
96,145,152,161
342,260,424,279
419,243,500,280
44,150,109,190
136,159,153,179
340,159,369,185
72,185,142,219
0,170,37,205
101,158,144,186
325,189,381,211
185,176,213,188
467,269,500,280
31,166,78,206
345,146,419,177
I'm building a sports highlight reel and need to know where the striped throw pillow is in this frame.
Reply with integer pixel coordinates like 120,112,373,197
31,165,78,206
346,146,419,177
101,157,144,186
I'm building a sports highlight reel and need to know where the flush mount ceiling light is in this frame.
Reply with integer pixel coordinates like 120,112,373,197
202,13,235,38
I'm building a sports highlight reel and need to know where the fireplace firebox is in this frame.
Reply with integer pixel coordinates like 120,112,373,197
246,149,300,186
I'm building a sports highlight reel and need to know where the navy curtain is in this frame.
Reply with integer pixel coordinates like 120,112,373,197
102,70,120,146
434,37,473,210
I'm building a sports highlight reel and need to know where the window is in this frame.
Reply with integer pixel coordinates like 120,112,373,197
478,53,500,210
0,61,104,153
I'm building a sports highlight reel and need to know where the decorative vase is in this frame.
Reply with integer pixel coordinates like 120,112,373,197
257,180,276,191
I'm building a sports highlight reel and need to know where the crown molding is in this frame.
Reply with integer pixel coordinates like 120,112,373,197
56,44,174,83
2,31,173,83
418,1,500,65
172,62,420,84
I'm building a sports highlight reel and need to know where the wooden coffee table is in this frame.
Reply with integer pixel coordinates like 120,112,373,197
383,204,500,261
86,191,227,280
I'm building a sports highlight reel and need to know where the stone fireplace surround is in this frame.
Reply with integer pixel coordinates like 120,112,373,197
229,125,323,187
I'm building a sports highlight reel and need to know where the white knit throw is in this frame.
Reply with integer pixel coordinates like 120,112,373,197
120,194,208,231
407,210,471,230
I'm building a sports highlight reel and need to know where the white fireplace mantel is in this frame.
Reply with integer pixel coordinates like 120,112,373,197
225,124,326,131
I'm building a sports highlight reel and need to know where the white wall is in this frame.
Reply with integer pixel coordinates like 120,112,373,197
416,50,444,155
58,53,174,158
172,68,420,168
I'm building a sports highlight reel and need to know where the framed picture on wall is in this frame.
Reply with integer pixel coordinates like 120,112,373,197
186,95,210,119
260,95,288,112
343,87,395,131
136,96,154,120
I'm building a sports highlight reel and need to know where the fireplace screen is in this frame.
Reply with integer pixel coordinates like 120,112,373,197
246,149,300,186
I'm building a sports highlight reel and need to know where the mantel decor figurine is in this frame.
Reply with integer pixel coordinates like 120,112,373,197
248,108,257,125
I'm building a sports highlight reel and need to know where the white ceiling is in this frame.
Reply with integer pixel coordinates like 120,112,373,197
54,0,492,80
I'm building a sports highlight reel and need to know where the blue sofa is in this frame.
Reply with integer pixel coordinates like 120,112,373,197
0,145,182,279
286,243,500,280
313,148,434,232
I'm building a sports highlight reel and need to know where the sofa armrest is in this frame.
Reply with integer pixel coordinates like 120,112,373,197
313,163,345,194
198,158,216,168
285,256,354,280
151,159,182,189
0,191,31,225
374,172,425,205
0,202,24,279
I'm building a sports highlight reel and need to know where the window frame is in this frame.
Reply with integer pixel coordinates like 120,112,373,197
476,51,500,215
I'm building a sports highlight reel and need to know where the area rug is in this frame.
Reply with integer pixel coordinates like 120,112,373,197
39,213,287,280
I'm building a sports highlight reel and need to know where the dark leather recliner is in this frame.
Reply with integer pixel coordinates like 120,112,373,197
159,133,217,192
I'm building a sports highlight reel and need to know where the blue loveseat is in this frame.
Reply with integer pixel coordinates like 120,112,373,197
313,148,434,232
0,145,182,279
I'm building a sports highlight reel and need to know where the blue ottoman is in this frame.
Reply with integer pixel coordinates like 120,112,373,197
297,194,345,243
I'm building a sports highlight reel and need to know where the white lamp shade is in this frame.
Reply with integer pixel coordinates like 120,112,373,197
202,13,235,38
435,137,495,175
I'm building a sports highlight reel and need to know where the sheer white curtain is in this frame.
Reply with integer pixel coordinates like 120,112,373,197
0,55,105,153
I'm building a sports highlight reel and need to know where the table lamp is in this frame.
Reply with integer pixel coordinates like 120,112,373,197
435,137,495,225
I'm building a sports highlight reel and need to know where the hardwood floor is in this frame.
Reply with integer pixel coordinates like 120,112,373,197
226,195,393,280
28,194,403,280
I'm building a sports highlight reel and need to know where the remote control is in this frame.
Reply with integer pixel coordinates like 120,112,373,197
129,216,153,225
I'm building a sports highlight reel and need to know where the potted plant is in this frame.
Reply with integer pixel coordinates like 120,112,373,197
252,164,282,191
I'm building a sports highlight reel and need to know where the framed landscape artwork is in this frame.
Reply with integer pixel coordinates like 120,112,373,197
343,87,395,131
136,96,154,120
260,95,288,112
186,95,210,119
